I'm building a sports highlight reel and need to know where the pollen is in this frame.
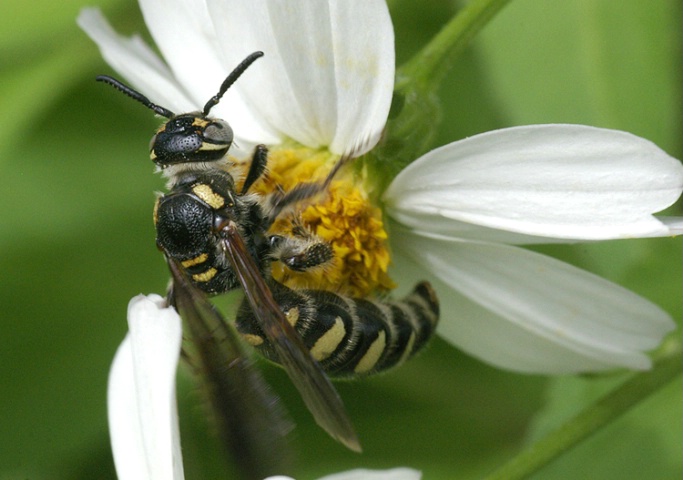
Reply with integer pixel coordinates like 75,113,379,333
248,146,395,297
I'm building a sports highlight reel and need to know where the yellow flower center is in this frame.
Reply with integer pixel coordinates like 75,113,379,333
246,146,395,297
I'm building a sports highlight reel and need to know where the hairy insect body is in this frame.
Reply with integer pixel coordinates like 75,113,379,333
101,52,439,452
102,51,366,452
238,281,439,377
154,166,439,377
154,169,269,294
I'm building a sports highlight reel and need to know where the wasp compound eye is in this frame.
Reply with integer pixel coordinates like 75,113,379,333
150,114,233,166
204,120,234,146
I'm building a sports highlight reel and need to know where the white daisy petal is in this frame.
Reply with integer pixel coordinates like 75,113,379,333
317,468,421,480
136,0,280,145
109,337,149,479
390,213,683,245
387,211,571,245
266,469,420,480
77,8,194,113
108,294,184,480
384,124,683,241
206,0,394,156
392,232,675,373
325,1,395,156
658,216,683,236
136,0,225,107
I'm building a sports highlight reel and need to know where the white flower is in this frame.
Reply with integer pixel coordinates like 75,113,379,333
109,295,184,480
78,1,393,159
383,125,682,373
115,296,421,480
272,469,421,480
80,0,681,377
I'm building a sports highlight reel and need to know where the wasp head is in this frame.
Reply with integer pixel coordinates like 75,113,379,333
96,51,264,170
150,114,234,167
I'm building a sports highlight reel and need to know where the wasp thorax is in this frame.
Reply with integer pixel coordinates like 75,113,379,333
150,113,234,167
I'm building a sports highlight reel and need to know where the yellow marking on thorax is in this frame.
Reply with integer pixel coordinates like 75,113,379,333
243,334,264,346
354,331,386,374
192,267,217,283
153,198,161,226
192,184,225,209
285,307,300,327
181,253,209,268
309,317,346,361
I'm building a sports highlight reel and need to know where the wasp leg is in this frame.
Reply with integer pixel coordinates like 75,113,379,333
265,155,351,225
241,144,269,194
270,220,334,272
269,227,333,272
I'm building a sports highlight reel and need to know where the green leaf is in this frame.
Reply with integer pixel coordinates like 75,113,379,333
0,73,167,478
1,0,122,55
525,372,682,479
475,0,682,156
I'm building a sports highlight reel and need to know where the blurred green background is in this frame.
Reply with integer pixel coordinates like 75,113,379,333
1,0,680,478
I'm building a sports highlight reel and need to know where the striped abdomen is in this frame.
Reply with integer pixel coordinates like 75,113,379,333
236,281,439,378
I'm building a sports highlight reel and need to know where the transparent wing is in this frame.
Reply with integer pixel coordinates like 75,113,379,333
167,258,294,478
221,220,362,452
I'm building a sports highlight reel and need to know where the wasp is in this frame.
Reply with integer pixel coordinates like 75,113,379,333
98,51,439,474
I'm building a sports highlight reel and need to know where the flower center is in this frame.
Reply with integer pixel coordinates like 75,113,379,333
248,146,395,297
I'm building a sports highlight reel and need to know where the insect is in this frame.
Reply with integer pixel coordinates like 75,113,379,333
98,50,439,469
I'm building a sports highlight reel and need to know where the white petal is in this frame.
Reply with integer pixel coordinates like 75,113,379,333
108,294,184,480
136,0,224,106
317,468,421,480
391,232,675,374
136,0,281,145
659,216,683,236
77,8,195,113
266,468,421,480
396,214,683,244
206,0,395,156
384,125,683,241
386,211,571,245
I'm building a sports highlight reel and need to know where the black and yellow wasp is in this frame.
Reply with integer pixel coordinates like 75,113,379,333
98,51,439,478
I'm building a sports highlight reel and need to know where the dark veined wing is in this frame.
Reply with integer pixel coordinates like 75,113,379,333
167,258,294,480
221,220,362,452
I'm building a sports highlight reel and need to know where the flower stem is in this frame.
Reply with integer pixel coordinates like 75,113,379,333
372,0,514,183
482,345,682,480
397,0,514,89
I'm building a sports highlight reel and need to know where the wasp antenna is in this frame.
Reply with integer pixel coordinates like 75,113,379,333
96,75,175,118
203,51,264,116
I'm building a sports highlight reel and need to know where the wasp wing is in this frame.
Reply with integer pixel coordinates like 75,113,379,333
167,258,294,479
221,220,362,452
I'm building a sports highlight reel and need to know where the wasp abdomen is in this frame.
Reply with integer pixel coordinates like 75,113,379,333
236,281,439,378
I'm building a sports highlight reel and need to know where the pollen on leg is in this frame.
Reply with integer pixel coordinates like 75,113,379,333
251,146,396,297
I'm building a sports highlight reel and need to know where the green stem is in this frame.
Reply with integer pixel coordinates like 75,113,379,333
398,0,514,88
482,346,682,480
372,0,514,182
